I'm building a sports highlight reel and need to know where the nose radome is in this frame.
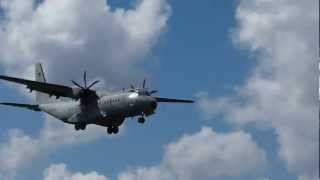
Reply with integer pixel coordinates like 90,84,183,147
150,100,157,110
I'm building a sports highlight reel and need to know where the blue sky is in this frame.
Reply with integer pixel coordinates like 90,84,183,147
0,0,317,180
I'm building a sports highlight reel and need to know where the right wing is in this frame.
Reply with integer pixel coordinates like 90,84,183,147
155,97,194,103
0,75,79,99
0,102,41,111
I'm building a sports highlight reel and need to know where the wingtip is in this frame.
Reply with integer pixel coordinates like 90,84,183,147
155,97,195,103
185,100,195,103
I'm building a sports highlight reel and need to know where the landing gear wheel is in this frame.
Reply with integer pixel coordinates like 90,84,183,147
107,126,119,134
75,123,86,131
112,126,119,134
107,127,113,134
74,125,80,131
80,123,86,130
138,117,145,124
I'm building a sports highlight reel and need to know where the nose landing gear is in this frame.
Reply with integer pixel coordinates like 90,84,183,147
137,112,146,124
138,117,145,124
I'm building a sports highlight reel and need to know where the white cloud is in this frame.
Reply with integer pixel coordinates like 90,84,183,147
118,166,173,180
1,127,266,180
0,129,40,180
0,0,170,178
0,116,108,179
0,0,171,87
43,163,108,180
118,127,267,180
197,0,319,179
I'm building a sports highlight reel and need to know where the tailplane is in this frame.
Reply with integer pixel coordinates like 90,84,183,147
35,63,50,104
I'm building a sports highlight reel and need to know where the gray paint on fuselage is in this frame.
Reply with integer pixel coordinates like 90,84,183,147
39,91,157,126
39,101,80,121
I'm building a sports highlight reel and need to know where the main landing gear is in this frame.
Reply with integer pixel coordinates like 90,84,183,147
138,117,145,124
107,126,119,134
74,123,86,131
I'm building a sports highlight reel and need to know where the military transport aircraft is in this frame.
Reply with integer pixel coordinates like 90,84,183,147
0,64,193,134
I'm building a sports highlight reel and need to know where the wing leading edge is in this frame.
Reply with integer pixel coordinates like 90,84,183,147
0,102,40,111
155,97,194,103
0,75,79,99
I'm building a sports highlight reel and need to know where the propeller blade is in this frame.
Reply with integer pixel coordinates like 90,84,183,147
84,71,87,88
142,78,146,88
149,90,158,94
87,80,100,89
155,97,194,103
72,80,84,89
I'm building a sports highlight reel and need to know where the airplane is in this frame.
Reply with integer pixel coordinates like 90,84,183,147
0,63,194,134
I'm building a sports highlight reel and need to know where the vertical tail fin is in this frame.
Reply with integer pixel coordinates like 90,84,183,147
35,63,50,104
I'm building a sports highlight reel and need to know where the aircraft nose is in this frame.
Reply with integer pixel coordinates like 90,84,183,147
150,100,157,110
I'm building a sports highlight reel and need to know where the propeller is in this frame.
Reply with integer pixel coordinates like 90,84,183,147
72,71,100,105
149,90,158,94
142,78,146,88
129,78,158,96
72,71,100,90
130,78,194,103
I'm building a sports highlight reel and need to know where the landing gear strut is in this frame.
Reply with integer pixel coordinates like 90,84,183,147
138,117,145,124
107,126,119,134
138,112,146,124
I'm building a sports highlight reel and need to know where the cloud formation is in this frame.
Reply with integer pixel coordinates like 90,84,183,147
118,127,267,180
2,127,264,180
0,129,39,180
0,117,107,179
0,0,170,178
43,163,108,180
197,0,319,179
0,0,171,87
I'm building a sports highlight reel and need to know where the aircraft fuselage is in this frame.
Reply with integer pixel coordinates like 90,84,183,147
39,91,157,128
0,63,193,134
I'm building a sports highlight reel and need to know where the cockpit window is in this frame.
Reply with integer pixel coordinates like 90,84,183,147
128,92,139,99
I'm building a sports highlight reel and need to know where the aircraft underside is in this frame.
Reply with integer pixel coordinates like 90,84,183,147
39,98,156,134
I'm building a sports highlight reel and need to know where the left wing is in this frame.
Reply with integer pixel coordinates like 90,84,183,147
0,102,41,111
0,75,79,99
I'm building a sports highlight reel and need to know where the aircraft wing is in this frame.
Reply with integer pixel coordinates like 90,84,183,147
0,102,41,111
155,97,194,103
0,75,78,99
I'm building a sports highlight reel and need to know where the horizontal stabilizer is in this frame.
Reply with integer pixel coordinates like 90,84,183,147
155,97,194,103
0,102,41,111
